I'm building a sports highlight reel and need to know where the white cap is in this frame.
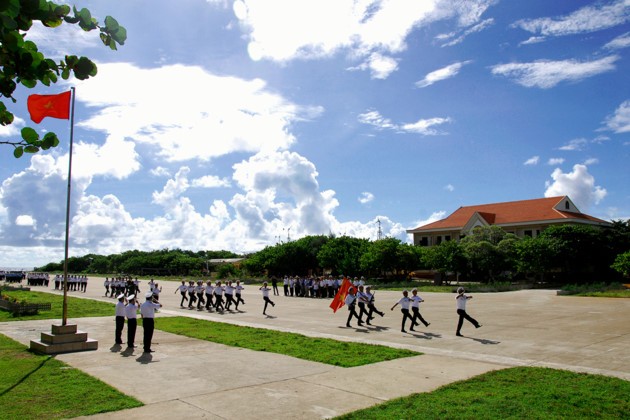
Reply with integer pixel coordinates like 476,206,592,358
127,294,135,300
145,292,154,299
117,293,125,300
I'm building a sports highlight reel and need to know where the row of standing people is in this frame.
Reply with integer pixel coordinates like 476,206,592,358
175,280,246,312
346,286,481,336
53,274,89,292
278,275,367,298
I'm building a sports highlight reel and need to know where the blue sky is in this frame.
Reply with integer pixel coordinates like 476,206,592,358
1,0,629,268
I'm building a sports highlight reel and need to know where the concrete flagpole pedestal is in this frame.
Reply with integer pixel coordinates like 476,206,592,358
30,323,98,354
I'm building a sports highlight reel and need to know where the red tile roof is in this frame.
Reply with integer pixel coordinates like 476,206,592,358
409,196,609,232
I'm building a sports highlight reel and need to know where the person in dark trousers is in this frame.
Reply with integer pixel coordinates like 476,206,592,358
234,280,245,310
175,280,188,307
187,281,196,309
345,287,363,327
410,288,430,331
391,290,414,333
140,292,162,353
271,276,279,296
114,294,126,344
356,285,371,325
455,287,481,336
125,294,138,349
365,286,385,320
260,282,275,315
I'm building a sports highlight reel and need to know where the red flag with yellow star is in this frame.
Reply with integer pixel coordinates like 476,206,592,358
27,91,71,124
330,277,351,313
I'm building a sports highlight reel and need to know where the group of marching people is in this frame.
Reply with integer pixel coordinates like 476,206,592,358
175,280,246,312
104,277,141,298
344,285,482,336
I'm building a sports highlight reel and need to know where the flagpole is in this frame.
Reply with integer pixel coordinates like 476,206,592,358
61,87,76,326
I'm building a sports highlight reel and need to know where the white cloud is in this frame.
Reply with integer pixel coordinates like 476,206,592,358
583,158,599,165
358,110,451,135
415,61,472,88
150,167,171,177
559,138,588,151
437,18,494,47
519,36,546,46
192,175,231,188
491,56,619,89
544,164,607,210
604,31,630,50
15,215,35,227
513,0,630,37
358,192,374,204
524,156,540,165
409,211,447,231
0,116,24,137
547,157,565,165
444,184,455,192
602,100,630,133
76,63,319,162
234,0,494,77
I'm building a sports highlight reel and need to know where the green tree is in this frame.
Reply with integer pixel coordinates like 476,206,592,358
1,0,126,157
422,240,466,284
611,251,630,278
317,236,368,277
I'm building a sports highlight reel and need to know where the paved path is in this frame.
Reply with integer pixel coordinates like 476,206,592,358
2,279,630,419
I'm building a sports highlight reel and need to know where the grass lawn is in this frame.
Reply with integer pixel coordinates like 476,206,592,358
336,367,630,419
155,316,420,367
0,334,142,419
0,290,114,322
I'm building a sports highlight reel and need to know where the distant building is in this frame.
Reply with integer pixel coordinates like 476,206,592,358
407,196,611,246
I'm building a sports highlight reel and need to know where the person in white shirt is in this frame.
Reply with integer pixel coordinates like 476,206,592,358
410,288,430,331
152,283,162,301
141,292,162,353
260,282,275,315
195,281,205,310
214,281,224,311
283,276,289,296
356,285,371,325
224,281,236,310
187,281,196,309
455,287,481,336
345,287,363,328
365,286,385,320
204,281,214,310
234,280,245,310
175,280,188,307
125,295,138,349
391,290,414,333
114,294,126,345
104,278,111,297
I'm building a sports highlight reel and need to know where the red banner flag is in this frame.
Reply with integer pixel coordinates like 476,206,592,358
27,91,72,124
329,277,352,313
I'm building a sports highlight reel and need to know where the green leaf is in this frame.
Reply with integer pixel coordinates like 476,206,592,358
41,132,59,149
73,56,97,79
13,146,23,158
20,79,37,88
21,127,39,144
104,15,119,32
24,145,40,154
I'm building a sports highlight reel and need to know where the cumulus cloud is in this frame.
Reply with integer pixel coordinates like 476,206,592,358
491,56,619,89
233,0,495,77
513,0,630,38
602,100,630,133
76,63,320,162
358,110,451,135
358,192,374,204
524,156,540,165
544,164,607,210
415,61,472,88
192,175,231,188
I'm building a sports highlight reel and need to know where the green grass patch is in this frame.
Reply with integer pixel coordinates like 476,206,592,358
336,367,630,419
0,333,142,419
0,290,114,322
560,282,630,298
155,316,419,367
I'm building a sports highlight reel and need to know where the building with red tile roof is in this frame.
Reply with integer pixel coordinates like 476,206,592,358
407,196,611,246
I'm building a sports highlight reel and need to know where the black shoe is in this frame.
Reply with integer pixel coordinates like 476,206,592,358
366,321,371,325
144,349,154,353
456,333,463,337
127,345,137,348
358,321,364,326
425,322,431,327
410,327,415,332
401,329,407,333
476,324,482,328
346,323,351,327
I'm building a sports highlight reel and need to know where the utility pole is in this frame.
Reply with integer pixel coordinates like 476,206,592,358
377,218,383,240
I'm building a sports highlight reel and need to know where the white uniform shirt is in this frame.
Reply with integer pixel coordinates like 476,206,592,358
125,303,138,319
396,297,411,310
140,300,161,318
345,293,356,306
456,294,468,310
115,301,126,317
205,284,214,294
224,285,234,295
178,284,187,293
235,284,244,294
410,295,423,308
260,286,270,297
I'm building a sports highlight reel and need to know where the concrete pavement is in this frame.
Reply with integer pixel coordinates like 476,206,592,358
2,279,630,419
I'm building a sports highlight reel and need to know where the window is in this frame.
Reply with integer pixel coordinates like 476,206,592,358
445,235,451,241
565,201,570,210
524,230,532,237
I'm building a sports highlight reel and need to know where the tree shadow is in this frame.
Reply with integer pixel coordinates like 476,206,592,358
0,356,51,397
